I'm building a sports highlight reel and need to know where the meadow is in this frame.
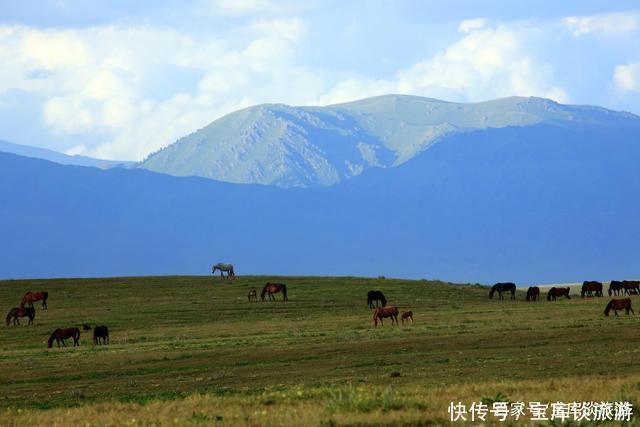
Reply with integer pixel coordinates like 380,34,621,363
0,275,638,426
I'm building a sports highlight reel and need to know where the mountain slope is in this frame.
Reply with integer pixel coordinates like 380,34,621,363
140,95,640,187
3,113,640,282
0,139,134,169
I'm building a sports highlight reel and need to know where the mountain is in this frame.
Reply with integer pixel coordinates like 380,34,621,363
0,139,134,169
2,102,640,283
140,95,639,187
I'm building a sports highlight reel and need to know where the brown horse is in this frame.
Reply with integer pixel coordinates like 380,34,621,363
623,280,640,295
604,298,634,316
93,326,109,345
6,307,35,326
581,281,603,298
247,288,257,302
547,287,571,301
401,311,413,324
489,283,516,300
373,306,399,327
21,291,48,309
526,286,540,301
48,328,80,348
261,283,288,301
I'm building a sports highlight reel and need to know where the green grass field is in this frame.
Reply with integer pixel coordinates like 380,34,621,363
1,276,638,426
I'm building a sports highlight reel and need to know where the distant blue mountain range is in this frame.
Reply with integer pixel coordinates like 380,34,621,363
2,94,639,283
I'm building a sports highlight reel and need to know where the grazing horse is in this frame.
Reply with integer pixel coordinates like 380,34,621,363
401,311,413,324
623,280,640,295
367,290,387,308
373,306,399,327
247,288,257,302
547,287,571,301
581,281,603,298
609,281,624,296
489,283,516,300
93,326,109,345
21,291,48,309
526,286,540,301
604,298,634,316
261,283,288,301
6,307,35,326
211,263,235,280
47,328,80,348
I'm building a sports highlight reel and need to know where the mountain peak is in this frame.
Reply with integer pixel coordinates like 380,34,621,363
140,94,639,187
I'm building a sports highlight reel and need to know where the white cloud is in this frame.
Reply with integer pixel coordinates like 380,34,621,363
458,18,486,33
614,63,640,92
564,12,638,36
320,24,568,105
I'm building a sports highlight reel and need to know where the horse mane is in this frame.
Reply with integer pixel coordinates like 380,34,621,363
5,308,16,326
47,329,60,348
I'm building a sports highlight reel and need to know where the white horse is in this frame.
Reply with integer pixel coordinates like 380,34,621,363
212,263,235,280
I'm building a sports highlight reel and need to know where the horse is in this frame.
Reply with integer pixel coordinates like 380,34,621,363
211,263,235,280
581,281,603,298
401,311,413,324
6,307,35,326
609,281,624,296
21,291,48,309
261,283,288,301
247,288,257,302
367,290,387,308
373,306,399,327
93,326,109,345
604,298,634,316
489,283,516,300
547,287,571,301
82,324,92,331
622,280,640,295
47,328,80,348
526,286,540,301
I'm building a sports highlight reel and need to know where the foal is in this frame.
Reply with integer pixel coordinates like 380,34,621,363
401,311,413,324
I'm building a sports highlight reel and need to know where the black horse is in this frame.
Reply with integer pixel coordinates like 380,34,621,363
581,281,603,298
547,287,571,301
609,281,624,296
489,283,516,300
367,291,387,308
93,325,109,345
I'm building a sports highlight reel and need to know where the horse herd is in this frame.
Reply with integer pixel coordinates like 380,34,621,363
5,291,109,348
489,280,639,317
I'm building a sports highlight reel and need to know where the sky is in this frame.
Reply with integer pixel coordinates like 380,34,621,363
0,0,638,161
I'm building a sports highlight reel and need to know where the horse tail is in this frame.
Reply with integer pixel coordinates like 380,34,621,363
20,293,28,308
547,289,552,301
261,286,267,300
282,285,288,300
380,294,387,307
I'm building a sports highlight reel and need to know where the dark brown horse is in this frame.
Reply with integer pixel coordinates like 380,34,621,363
21,291,48,309
401,311,413,324
526,286,540,301
623,280,640,295
6,307,35,326
261,283,288,301
367,290,387,308
609,281,624,296
581,281,603,298
604,298,634,316
247,288,258,302
547,287,571,301
373,306,398,327
489,283,516,300
93,325,109,345
47,328,80,348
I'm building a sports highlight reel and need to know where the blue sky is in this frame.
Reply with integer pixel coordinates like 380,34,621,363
0,0,638,160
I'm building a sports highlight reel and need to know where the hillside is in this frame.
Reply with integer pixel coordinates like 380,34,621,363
140,95,640,187
2,109,640,283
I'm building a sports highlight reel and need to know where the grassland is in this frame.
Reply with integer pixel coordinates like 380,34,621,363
0,276,639,426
